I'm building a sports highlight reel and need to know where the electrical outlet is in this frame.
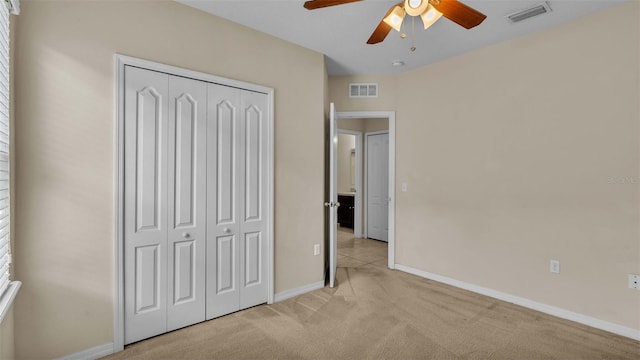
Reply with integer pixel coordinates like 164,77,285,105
401,182,408,192
313,244,320,256
629,274,640,290
550,260,560,274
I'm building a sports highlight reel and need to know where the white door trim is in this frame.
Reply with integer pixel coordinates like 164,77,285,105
335,111,396,270
113,54,275,352
337,129,362,238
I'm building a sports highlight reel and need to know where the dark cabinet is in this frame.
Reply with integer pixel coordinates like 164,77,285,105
337,194,355,229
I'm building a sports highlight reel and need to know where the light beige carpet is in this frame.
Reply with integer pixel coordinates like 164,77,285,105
103,229,639,359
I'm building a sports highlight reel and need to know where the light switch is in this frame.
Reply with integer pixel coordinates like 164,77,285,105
401,182,408,192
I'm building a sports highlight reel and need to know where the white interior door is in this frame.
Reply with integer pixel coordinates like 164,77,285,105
124,66,169,344
327,103,338,288
366,133,389,242
166,75,207,331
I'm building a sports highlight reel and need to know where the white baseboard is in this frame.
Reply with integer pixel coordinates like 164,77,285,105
274,280,325,302
395,264,640,341
55,342,114,360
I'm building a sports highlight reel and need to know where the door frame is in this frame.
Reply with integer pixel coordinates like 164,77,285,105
336,129,362,238
335,111,396,269
363,130,389,242
113,54,275,351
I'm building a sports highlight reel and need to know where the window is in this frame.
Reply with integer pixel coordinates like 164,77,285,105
0,0,19,324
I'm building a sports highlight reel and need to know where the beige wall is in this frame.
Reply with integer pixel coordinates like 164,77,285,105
338,118,364,132
329,75,398,112
338,118,389,133
14,1,325,359
331,2,640,333
364,118,389,133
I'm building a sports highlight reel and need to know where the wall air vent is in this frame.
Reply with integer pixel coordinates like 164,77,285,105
506,2,552,23
349,83,378,98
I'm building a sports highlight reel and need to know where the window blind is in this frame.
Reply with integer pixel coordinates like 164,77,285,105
0,0,11,299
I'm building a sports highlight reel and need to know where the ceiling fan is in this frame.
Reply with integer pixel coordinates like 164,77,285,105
303,0,487,45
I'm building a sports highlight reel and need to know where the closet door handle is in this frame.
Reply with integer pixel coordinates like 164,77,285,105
182,232,190,238
223,228,231,234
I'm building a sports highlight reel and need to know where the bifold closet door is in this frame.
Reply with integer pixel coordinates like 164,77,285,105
238,90,269,310
124,66,207,344
206,86,269,320
124,66,169,344
166,75,207,331
124,64,269,342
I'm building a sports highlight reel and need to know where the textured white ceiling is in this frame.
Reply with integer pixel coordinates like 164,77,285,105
177,0,627,76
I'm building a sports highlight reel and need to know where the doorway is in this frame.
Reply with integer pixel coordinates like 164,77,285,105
336,130,362,238
335,111,395,270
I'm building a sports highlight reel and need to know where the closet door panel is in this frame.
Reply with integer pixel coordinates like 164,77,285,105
206,85,242,319
124,66,169,344
135,86,163,231
239,91,269,309
215,235,235,292
205,234,239,317
244,104,261,222
172,240,196,303
243,232,261,287
166,75,207,331
216,100,236,224
134,245,161,312
172,92,197,228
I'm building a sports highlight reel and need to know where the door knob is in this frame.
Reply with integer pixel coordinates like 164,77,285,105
223,228,231,234
182,232,190,238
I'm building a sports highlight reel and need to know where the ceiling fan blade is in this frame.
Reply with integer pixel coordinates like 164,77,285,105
303,0,362,10
366,21,392,44
367,2,403,44
431,0,486,29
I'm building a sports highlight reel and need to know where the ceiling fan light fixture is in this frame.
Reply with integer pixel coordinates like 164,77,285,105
383,5,406,32
420,4,443,29
404,0,429,17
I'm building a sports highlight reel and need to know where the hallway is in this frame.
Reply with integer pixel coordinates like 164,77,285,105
337,227,387,269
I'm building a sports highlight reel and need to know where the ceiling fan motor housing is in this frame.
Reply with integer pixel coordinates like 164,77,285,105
405,0,429,16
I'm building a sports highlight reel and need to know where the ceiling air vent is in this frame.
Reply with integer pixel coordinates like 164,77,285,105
349,83,378,98
506,2,552,23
